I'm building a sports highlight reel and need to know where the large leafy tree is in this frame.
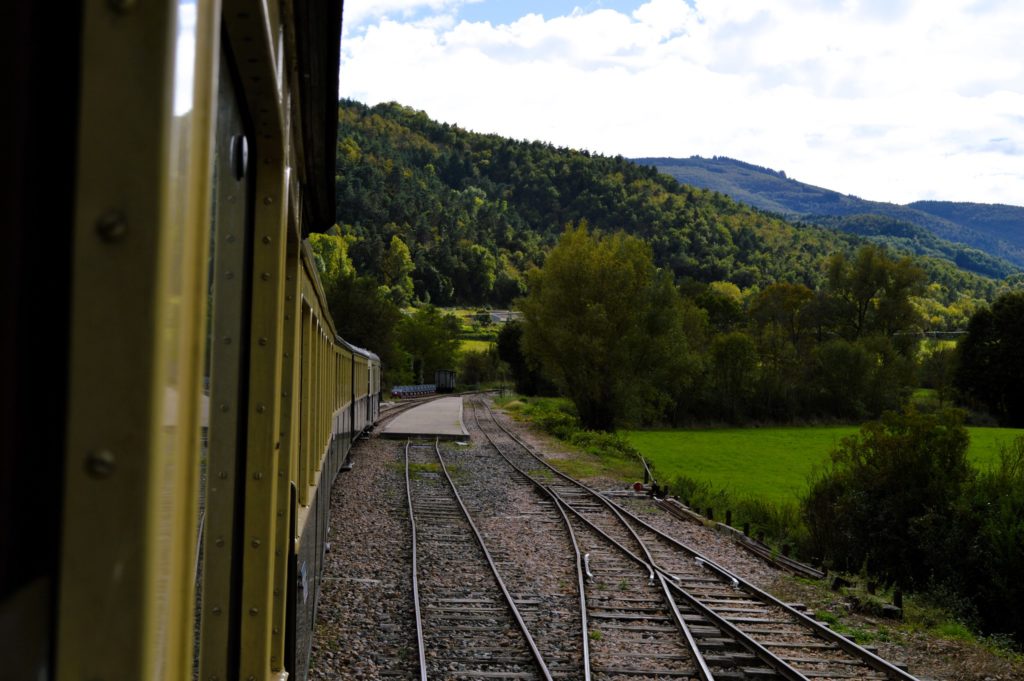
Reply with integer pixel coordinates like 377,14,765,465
956,291,1024,425
381,234,415,305
396,306,461,384
519,223,695,430
308,230,355,296
323,273,409,386
496,321,553,396
825,244,926,346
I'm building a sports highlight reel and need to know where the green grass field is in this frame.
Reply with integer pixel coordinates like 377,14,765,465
459,338,494,353
624,426,1024,505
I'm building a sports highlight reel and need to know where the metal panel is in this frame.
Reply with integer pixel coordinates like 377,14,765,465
273,235,302,669
58,1,219,679
233,19,291,669
199,46,254,681
299,306,313,507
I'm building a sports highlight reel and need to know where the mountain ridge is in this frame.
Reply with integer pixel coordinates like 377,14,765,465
635,156,1024,275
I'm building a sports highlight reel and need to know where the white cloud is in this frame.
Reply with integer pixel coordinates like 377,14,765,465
342,0,481,34
339,0,1024,205
631,0,699,39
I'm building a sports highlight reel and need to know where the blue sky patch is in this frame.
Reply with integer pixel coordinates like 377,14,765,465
457,0,644,25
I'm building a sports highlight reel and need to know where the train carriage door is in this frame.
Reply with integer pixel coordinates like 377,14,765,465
197,45,255,681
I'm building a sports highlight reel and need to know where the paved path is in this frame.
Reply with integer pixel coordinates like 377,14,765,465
380,396,468,440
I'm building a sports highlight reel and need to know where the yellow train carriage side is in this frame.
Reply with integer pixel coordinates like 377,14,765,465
2,1,380,680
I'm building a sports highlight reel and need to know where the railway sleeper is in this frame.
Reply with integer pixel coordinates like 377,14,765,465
589,612,676,622
701,652,764,667
447,670,542,680
590,622,681,634
590,665,700,678
441,655,537,665
722,616,793,625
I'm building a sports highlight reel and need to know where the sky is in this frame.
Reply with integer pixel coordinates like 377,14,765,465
338,0,1024,206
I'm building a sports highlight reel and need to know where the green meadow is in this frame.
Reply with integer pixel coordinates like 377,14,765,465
459,338,493,353
624,426,1024,505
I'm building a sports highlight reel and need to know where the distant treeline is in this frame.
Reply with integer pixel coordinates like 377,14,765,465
503,225,950,429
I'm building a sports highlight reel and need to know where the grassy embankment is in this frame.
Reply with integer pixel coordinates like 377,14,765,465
501,394,1024,520
624,426,1024,506
495,396,644,482
621,424,1024,550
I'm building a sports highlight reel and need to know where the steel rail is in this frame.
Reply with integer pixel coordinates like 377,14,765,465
614,496,921,681
403,440,429,681
472,401,714,680
467,401,592,681
551,488,807,681
552,492,718,681
653,498,827,580
657,572,716,681
477,398,921,681
428,438,555,681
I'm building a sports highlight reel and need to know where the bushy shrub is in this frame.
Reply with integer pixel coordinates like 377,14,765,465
568,430,639,461
802,407,972,588
948,437,1024,640
506,396,644,463
505,397,579,439
665,474,805,549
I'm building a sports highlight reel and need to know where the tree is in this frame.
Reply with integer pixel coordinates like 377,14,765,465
519,223,693,430
396,306,461,384
458,346,504,386
496,321,554,396
749,282,813,345
920,345,958,407
381,234,415,305
710,332,757,422
825,244,925,345
308,231,354,297
949,438,1024,641
454,243,497,303
956,291,1024,425
697,281,745,332
323,273,409,386
752,322,801,420
810,339,871,418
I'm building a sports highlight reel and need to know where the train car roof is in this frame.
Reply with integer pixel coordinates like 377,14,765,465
294,0,343,235
337,336,380,362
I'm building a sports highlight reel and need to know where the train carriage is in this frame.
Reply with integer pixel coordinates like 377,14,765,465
2,1,379,680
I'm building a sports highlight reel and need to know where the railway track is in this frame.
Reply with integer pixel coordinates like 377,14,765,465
469,397,921,681
468,401,778,681
438,424,589,678
405,439,551,680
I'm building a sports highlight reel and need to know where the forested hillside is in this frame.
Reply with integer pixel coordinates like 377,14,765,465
637,156,1024,273
909,200,1024,264
334,101,1002,318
